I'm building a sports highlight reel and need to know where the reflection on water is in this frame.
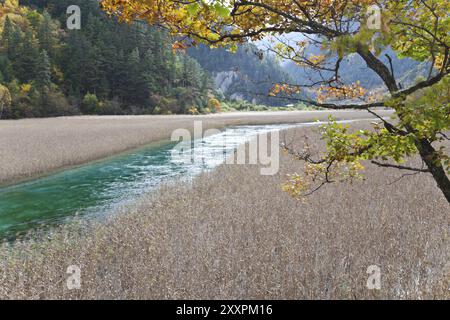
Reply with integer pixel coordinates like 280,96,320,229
0,123,305,238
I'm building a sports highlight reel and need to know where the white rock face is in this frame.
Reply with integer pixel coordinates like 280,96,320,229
214,71,239,93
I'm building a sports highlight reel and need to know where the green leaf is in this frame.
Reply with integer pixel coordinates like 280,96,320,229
213,3,230,18
187,3,200,16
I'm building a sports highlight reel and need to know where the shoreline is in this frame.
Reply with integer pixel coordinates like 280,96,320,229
1,122,447,299
0,138,175,189
0,110,393,186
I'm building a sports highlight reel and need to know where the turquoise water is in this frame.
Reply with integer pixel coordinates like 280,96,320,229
0,123,303,239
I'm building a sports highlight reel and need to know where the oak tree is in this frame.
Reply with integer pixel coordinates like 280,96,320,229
101,0,450,202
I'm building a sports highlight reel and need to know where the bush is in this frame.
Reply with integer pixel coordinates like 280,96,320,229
152,106,161,115
0,84,12,118
81,93,99,114
2,81,36,119
40,90,76,117
149,94,162,108
158,97,180,114
171,87,200,113
187,106,199,115
207,98,221,113
96,98,124,115
219,102,236,113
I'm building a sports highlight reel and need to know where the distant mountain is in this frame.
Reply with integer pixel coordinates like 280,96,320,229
188,44,292,106
283,47,430,95
190,38,430,107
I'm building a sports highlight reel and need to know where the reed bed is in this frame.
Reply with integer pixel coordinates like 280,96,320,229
0,121,448,299
0,110,391,185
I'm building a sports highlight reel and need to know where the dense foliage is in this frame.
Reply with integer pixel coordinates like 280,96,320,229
0,0,216,118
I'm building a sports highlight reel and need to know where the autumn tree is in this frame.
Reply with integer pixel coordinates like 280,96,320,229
101,0,450,203
0,83,11,118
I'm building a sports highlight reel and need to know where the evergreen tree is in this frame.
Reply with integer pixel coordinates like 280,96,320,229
1,18,22,64
63,32,103,97
1,16,14,55
125,47,149,106
14,30,40,83
37,11,58,58
0,55,14,83
35,49,51,89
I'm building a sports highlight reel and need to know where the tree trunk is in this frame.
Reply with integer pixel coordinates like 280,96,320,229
416,138,450,203
356,47,450,204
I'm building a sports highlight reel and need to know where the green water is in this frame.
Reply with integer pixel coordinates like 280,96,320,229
0,141,178,237
0,123,303,239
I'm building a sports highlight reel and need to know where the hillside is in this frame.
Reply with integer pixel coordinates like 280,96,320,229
0,0,219,118
0,0,435,118
0,0,302,119
188,44,292,106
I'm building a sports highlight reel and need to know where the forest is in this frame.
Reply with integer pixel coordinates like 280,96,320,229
0,0,207,118
0,0,296,119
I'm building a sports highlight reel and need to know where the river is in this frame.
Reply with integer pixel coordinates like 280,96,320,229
0,123,312,238
0,120,373,239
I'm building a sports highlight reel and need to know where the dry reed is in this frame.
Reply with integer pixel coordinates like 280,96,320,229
0,122,448,300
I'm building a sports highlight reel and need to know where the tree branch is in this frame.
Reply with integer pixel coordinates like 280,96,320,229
371,161,430,173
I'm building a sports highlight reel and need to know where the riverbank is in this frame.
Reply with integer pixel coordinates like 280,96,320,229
0,110,392,185
0,122,448,299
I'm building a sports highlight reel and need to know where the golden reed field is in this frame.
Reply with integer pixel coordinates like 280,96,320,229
0,121,448,299
0,111,392,185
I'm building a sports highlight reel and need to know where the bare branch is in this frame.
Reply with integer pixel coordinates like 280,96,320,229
247,91,385,110
371,161,430,173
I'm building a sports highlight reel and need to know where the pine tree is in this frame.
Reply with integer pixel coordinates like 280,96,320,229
181,54,203,89
14,30,40,83
0,55,14,83
125,47,149,106
1,17,14,54
63,32,103,97
1,17,22,62
37,11,57,57
35,49,51,89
